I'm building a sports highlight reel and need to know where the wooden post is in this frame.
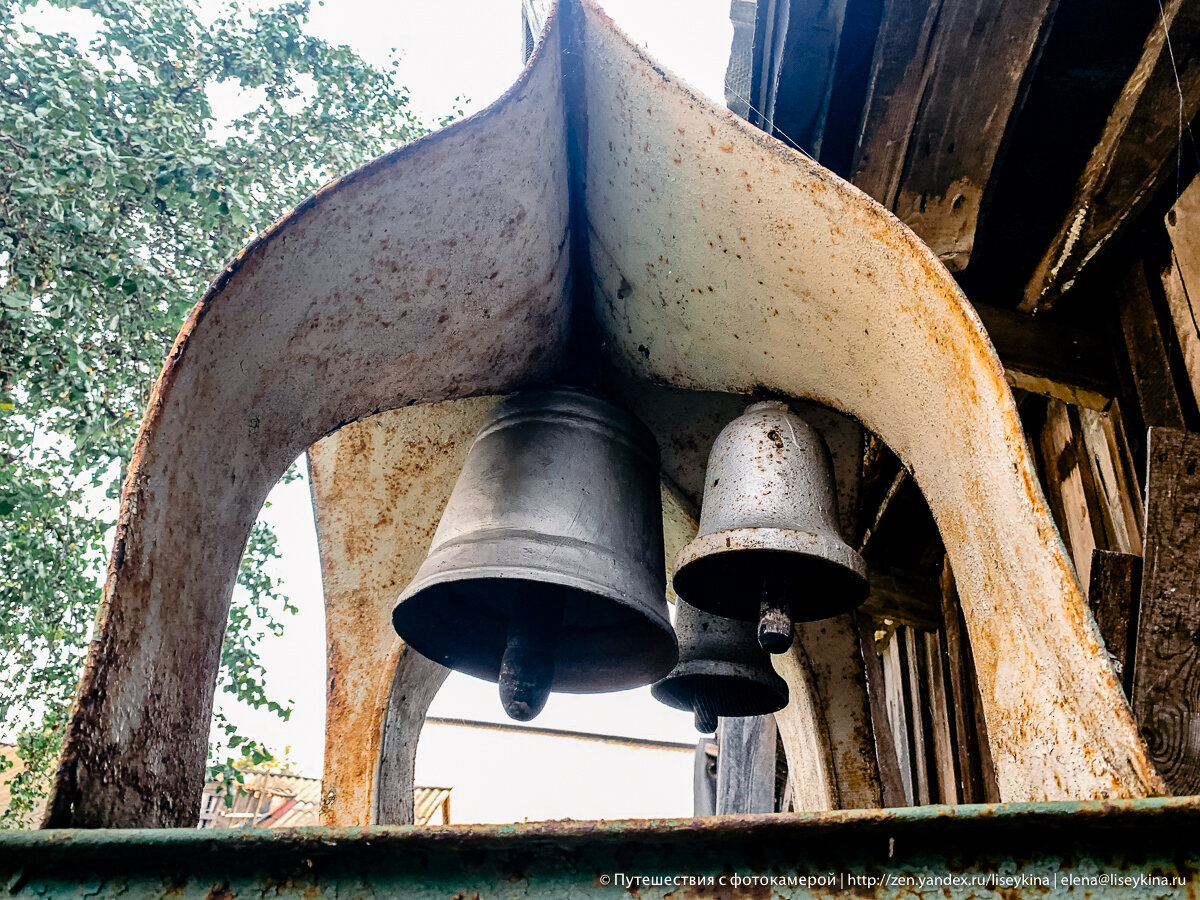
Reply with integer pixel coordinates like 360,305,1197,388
716,716,778,815
882,629,914,805
923,630,960,804
902,627,933,805
940,561,1001,803
1130,427,1200,795
857,614,907,807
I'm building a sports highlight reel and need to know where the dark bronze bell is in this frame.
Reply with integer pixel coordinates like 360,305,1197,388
652,598,789,733
672,401,868,654
392,387,677,721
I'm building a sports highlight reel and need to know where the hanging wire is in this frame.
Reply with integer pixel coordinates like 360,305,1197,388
722,82,817,162
1155,0,1200,200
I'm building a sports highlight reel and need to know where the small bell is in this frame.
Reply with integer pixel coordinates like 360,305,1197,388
652,598,789,733
672,401,868,653
392,387,677,721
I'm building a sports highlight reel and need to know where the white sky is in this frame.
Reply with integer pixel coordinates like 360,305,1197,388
414,721,696,823
216,0,735,779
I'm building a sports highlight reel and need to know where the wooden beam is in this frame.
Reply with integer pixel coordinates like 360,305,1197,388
1024,0,1200,309
975,304,1118,410
1118,261,1187,430
851,0,941,209
862,566,942,631
1086,549,1142,688
853,0,1057,270
1131,427,1200,795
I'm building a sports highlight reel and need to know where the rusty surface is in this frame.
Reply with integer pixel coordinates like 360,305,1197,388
307,398,498,825
48,10,570,827
5,798,1200,898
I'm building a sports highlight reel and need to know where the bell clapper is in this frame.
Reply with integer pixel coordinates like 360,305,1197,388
757,574,794,654
694,707,718,735
498,588,565,721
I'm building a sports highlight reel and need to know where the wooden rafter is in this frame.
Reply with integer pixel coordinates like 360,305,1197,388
1023,0,1200,309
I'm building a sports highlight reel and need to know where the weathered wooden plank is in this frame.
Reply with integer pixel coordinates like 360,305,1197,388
923,630,959,804
940,562,1001,804
1067,404,1117,555
716,716,779,815
1038,399,1103,586
1161,252,1200,412
1086,549,1142,688
855,0,1057,270
1079,406,1145,555
882,628,914,805
1119,261,1187,430
974,303,1117,410
1131,427,1200,795
901,627,932,806
1024,0,1200,308
851,0,941,207
856,615,908,807
1165,179,1200,408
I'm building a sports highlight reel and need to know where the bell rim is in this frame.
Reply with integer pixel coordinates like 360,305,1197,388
393,566,677,693
671,527,868,621
651,660,789,716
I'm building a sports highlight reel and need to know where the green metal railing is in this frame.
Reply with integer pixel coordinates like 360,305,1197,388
2,797,1196,898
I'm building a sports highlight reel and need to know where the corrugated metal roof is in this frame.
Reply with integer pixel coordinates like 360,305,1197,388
198,771,450,827
0,744,47,828
414,787,452,826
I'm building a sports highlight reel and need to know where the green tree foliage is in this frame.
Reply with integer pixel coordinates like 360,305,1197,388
0,0,432,824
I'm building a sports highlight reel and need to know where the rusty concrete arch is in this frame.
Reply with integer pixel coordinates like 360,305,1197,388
48,0,1161,828
46,14,572,827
